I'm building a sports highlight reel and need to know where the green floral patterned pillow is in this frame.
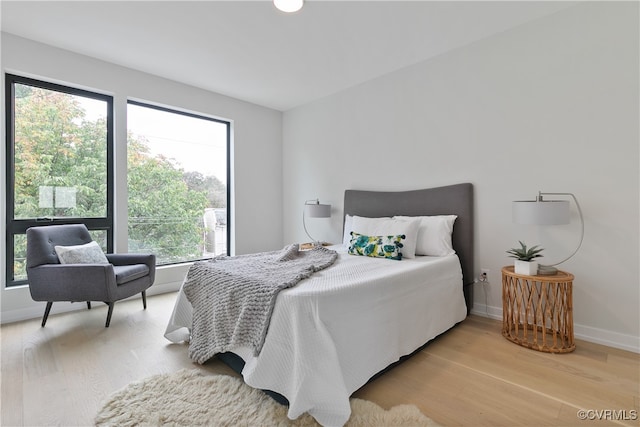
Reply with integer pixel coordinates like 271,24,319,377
348,232,405,260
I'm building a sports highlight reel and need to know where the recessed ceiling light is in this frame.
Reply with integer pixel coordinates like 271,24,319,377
274,0,304,13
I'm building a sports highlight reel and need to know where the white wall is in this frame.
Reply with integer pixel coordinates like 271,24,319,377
282,2,639,352
0,33,284,323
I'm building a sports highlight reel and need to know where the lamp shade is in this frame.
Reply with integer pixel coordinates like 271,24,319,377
512,200,570,225
305,203,331,218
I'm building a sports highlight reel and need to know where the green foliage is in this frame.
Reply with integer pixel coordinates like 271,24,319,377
183,170,227,208
14,85,107,219
13,85,226,267
506,241,544,262
127,138,210,262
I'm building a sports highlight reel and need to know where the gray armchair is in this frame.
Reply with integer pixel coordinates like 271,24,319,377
26,224,155,327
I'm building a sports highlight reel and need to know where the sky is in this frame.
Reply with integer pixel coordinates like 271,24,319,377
79,97,228,183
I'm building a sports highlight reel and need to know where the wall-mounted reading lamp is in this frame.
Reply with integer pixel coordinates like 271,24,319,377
512,191,584,275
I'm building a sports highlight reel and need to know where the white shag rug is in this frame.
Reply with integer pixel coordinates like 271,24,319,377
95,368,439,426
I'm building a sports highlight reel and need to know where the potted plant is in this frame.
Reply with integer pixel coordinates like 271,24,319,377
506,241,544,275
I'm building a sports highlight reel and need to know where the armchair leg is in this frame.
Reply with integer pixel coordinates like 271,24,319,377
142,291,147,310
87,301,92,310
105,302,114,328
42,302,53,327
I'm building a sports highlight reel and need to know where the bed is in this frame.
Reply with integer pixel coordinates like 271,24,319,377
165,182,474,426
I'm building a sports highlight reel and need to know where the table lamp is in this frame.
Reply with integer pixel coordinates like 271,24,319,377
303,199,331,245
512,191,584,275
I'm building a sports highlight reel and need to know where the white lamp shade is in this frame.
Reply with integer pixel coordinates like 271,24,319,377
512,200,570,225
274,0,303,13
305,203,331,218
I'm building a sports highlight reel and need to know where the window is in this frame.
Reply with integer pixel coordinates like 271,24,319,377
127,101,229,265
4,74,229,287
5,74,113,286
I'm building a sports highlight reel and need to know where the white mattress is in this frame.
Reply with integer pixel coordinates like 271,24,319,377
165,245,467,426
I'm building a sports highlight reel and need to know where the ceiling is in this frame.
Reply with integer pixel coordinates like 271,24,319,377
1,1,576,111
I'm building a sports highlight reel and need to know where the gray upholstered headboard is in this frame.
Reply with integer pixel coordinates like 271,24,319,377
343,183,474,313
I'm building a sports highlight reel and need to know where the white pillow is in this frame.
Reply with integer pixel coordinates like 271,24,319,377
342,214,354,246
351,216,420,258
394,215,457,256
54,241,109,264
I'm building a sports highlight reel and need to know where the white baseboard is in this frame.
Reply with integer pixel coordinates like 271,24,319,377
470,303,640,354
573,323,640,354
470,303,502,321
0,280,182,325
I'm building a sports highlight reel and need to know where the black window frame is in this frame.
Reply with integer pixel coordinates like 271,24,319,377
126,100,231,262
5,73,114,287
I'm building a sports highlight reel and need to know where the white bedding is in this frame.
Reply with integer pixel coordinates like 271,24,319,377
164,245,467,426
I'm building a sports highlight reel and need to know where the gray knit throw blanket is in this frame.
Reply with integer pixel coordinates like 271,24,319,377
183,244,338,364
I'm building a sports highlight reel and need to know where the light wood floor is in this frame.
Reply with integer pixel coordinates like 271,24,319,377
1,292,638,426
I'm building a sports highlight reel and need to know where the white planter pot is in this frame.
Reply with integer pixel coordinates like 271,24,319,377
514,260,538,276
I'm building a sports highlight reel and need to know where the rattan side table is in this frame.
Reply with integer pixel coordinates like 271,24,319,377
502,266,575,353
